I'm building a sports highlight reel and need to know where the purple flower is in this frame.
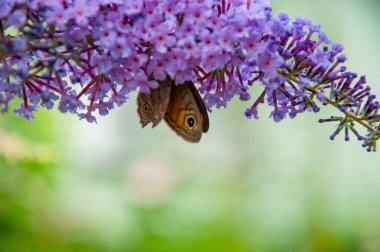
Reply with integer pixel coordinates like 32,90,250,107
310,47,331,69
7,9,26,28
110,37,132,59
152,25,176,53
129,73,159,94
66,0,99,26
241,33,266,60
59,95,83,114
0,1,12,18
45,2,67,27
14,104,39,121
258,51,284,80
0,0,379,151
123,0,144,16
177,36,198,60
147,55,167,81
79,112,97,123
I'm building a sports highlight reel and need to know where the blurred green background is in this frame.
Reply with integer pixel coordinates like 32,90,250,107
1,0,380,251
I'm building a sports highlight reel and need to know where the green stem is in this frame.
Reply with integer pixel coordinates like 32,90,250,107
286,75,379,140
304,86,379,140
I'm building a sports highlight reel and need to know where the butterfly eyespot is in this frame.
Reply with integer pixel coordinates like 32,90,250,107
143,104,150,112
185,115,196,129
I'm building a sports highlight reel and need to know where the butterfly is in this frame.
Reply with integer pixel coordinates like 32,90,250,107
137,77,209,142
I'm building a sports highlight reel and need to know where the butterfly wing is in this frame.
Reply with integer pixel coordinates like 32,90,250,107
164,81,209,143
137,77,172,128
188,81,209,133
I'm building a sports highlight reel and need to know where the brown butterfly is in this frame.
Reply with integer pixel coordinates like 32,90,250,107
137,77,209,142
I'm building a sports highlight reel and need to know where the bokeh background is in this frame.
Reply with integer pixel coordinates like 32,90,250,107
1,0,380,251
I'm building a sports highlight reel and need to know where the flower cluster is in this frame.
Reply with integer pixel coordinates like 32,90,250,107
0,0,379,151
